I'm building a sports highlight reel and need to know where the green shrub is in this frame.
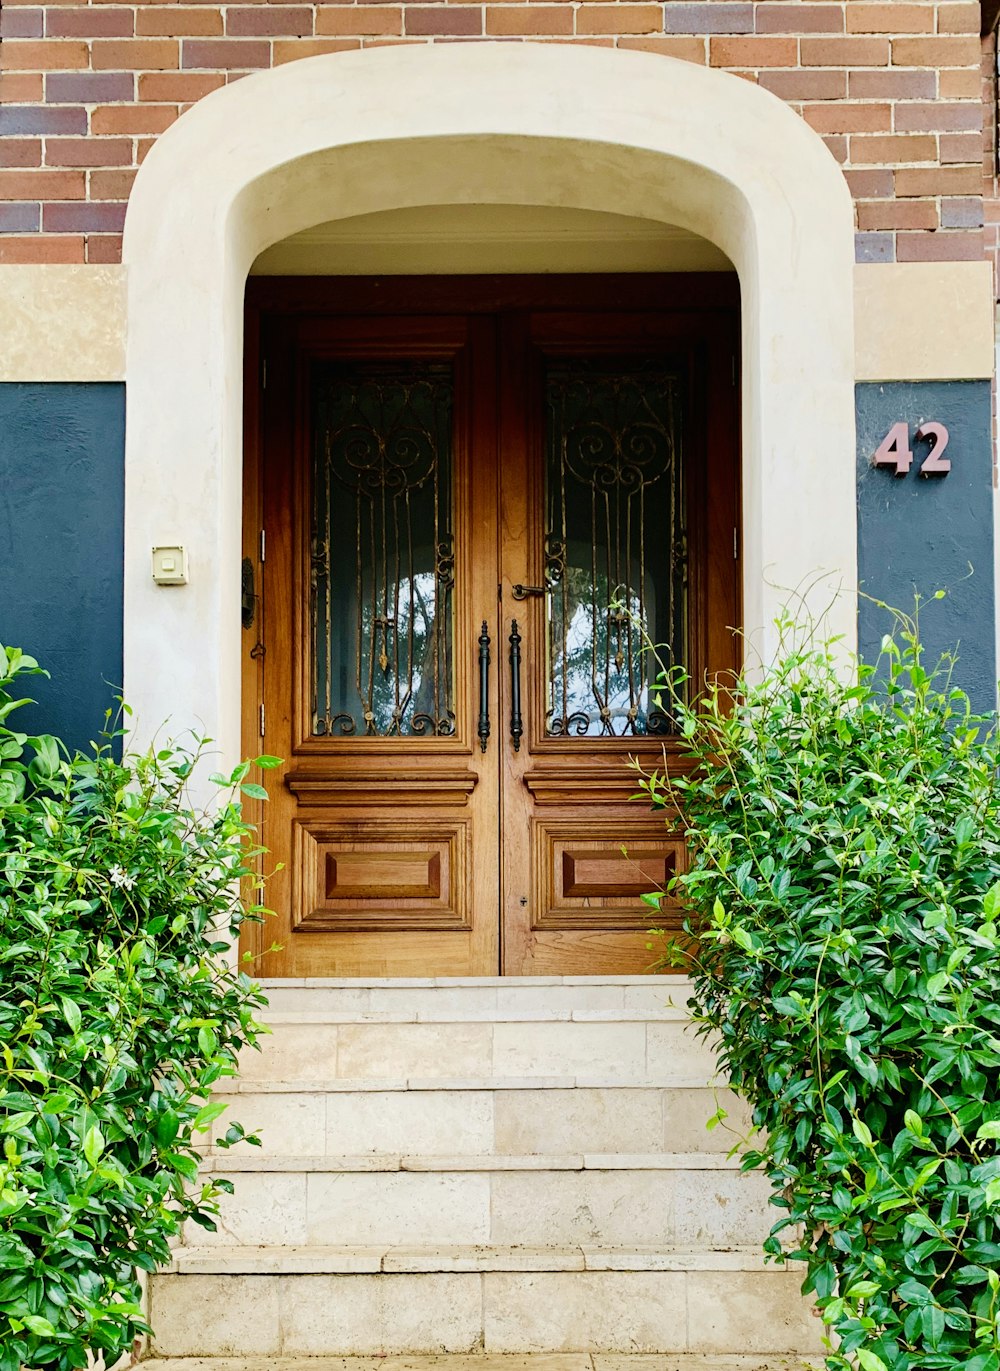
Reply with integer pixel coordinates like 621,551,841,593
641,617,1000,1371
0,645,273,1371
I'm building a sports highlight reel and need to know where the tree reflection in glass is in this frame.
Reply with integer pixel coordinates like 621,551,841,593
544,360,687,738
310,363,455,737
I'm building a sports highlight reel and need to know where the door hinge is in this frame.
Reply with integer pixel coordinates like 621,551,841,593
733,526,739,561
259,703,265,738
261,358,268,390
259,528,266,563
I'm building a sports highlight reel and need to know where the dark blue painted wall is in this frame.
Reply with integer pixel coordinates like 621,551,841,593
856,380,996,715
0,383,126,754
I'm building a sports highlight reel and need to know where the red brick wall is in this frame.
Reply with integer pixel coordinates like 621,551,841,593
0,0,991,271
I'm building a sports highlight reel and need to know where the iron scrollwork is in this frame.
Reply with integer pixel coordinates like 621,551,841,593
310,363,456,738
543,359,687,739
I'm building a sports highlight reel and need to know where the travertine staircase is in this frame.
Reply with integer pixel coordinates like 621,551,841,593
144,978,820,1365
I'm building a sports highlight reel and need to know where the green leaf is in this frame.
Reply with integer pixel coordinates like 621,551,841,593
0,1113,33,1134
82,1124,105,1166
857,1352,888,1371
904,1109,923,1136
20,1313,56,1337
193,1100,228,1132
60,996,82,1035
976,1120,1000,1140
165,1151,199,1181
847,1281,881,1298
913,1158,942,1190
155,1109,180,1149
920,1303,945,1347
852,1117,873,1147
898,1278,933,1306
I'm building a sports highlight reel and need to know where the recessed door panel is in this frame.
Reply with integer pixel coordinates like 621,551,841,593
293,819,469,931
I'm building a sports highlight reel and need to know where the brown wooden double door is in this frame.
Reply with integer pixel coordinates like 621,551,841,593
244,278,740,977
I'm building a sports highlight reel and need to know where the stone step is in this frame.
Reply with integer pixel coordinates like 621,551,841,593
145,1356,815,1370
238,1018,716,1086
186,1160,777,1249
208,1081,752,1159
167,1245,780,1275
147,1265,820,1357
258,976,694,1018
198,1152,747,1172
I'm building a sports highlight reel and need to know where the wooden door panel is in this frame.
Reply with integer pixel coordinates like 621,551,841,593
293,819,470,929
537,824,684,922
247,311,501,978
557,840,676,904
499,310,739,975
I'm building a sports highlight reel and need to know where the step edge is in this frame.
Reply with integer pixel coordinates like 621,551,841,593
257,977,694,988
161,1243,788,1276
218,1076,722,1093
197,1152,749,1173
256,1011,691,1024
144,1357,810,1370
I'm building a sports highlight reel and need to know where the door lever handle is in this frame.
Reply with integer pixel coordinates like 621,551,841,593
512,583,547,600
509,619,523,752
477,621,491,753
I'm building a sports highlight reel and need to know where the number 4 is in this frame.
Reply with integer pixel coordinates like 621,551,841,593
872,421,912,476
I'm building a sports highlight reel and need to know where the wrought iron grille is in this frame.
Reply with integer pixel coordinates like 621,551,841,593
310,362,455,738
544,358,687,738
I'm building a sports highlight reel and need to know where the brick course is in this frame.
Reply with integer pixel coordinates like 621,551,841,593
0,0,993,274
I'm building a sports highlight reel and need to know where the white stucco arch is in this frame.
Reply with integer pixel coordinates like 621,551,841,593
122,41,856,759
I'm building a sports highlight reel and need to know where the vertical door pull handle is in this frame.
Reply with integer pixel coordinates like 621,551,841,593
477,621,491,753
509,619,523,752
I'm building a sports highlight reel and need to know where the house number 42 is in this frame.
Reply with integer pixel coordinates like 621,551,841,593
872,421,951,477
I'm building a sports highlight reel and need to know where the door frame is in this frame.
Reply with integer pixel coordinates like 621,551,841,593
122,44,858,783
242,274,741,973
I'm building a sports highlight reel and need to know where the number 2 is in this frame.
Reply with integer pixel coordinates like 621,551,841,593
916,422,950,476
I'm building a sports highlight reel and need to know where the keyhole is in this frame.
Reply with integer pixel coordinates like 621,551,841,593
519,897,528,907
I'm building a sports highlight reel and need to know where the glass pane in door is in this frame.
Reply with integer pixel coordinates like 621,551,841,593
310,361,455,737
544,358,687,737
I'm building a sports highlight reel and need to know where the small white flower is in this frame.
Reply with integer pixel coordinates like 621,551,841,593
109,864,135,890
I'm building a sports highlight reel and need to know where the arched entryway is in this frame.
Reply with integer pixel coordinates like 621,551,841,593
121,43,857,973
